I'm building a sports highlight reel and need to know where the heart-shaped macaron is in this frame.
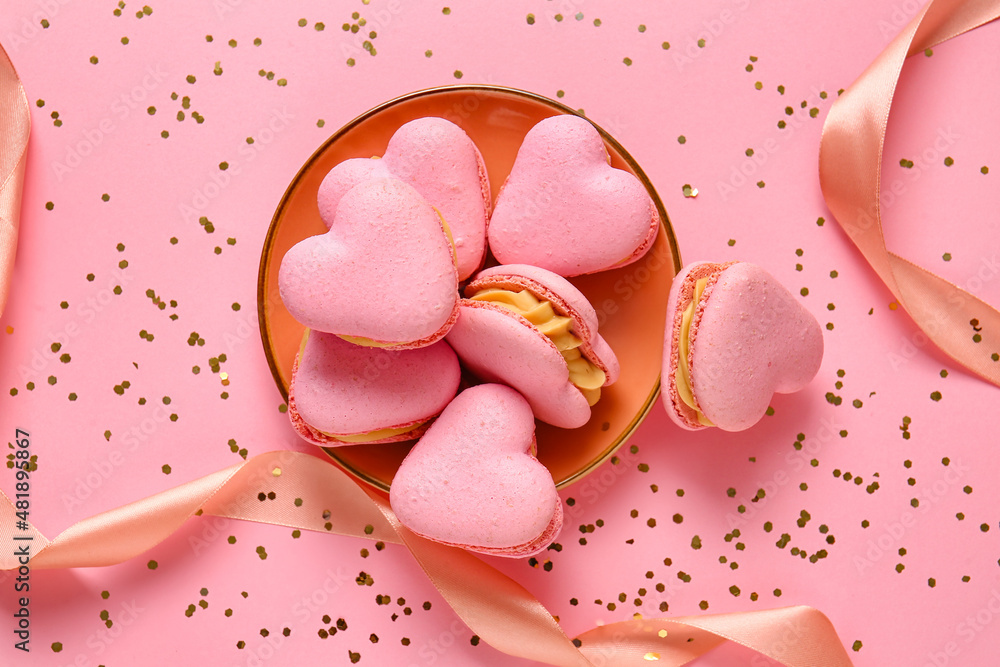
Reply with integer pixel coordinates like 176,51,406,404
389,384,562,558
288,330,461,446
487,114,659,277
445,264,619,429
662,261,824,431
317,117,491,280
279,178,459,349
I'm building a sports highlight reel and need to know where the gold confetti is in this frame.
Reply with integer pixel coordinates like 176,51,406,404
644,653,661,661
682,184,698,198
657,629,668,638
272,467,282,477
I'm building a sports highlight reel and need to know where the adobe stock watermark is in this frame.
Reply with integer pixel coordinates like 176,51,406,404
437,73,627,138
222,282,280,356
537,0,587,26
592,241,674,329
887,253,998,372
717,83,828,201
576,630,635,667
405,619,474,666
877,0,923,41
843,126,960,243
235,567,352,667
245,284,451,391
80,599,145,660
338,0,403,61
60,403,177,514
748,614,815,666
635,576,684,617
673,0,752,72
922,588,1000,667
432,72,504,126
178,107,294,223
689,286,825,402
564,444,642,521
212,0,263,20
51,66,169,182
17,265,134,385
878,127,961,209
60,346,297,517
3,0,72,51
725,417,845,531
852,460,968,575
188,449,303,557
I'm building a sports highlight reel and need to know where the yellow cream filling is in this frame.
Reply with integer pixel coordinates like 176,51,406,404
436,208,458,268
297,330,423,442
338,209,456,349
322,422,423,444
469,288,606,406
676,278,714,427
337,334,394,348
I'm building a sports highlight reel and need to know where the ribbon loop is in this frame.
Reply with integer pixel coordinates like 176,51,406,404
819,0,1000,387
0,43,30,318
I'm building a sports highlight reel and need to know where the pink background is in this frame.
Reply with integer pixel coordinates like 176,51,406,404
2,1,999,665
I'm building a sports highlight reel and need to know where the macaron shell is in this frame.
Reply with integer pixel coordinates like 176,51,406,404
487,114,659,277
278,178,459,348
462,499,563,558
468,264,599,341
389,384,561,555
289,401,434,447
316,117,490,280
316,158,393,225
691,263,824,431
288,331,461,445
465,263,619,385
661,261,735,430
445,301,593,429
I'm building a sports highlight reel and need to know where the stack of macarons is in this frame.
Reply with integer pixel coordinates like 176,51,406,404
277,113,658,557
277,113,824,558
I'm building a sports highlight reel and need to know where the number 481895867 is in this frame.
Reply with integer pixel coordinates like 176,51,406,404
13,429,31,522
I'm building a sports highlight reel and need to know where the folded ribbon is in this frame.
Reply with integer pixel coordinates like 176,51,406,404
0,43,30,318
0,450,854,666
819,0,1000,388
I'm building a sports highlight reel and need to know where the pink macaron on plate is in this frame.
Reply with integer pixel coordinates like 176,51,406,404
258,85,680,492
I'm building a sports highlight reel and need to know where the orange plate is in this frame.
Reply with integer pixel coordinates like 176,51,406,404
258,85,680,491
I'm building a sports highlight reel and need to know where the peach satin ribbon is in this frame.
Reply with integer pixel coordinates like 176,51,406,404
0,451,853,667
0,43,30,317
819,0,1000,387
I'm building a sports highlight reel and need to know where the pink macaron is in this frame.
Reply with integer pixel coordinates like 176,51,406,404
389,383,562,558
662,261,824,432
487,114,659,277
278,178,459,350
288,330,461,446
445,264,619,429
317,117,491,281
